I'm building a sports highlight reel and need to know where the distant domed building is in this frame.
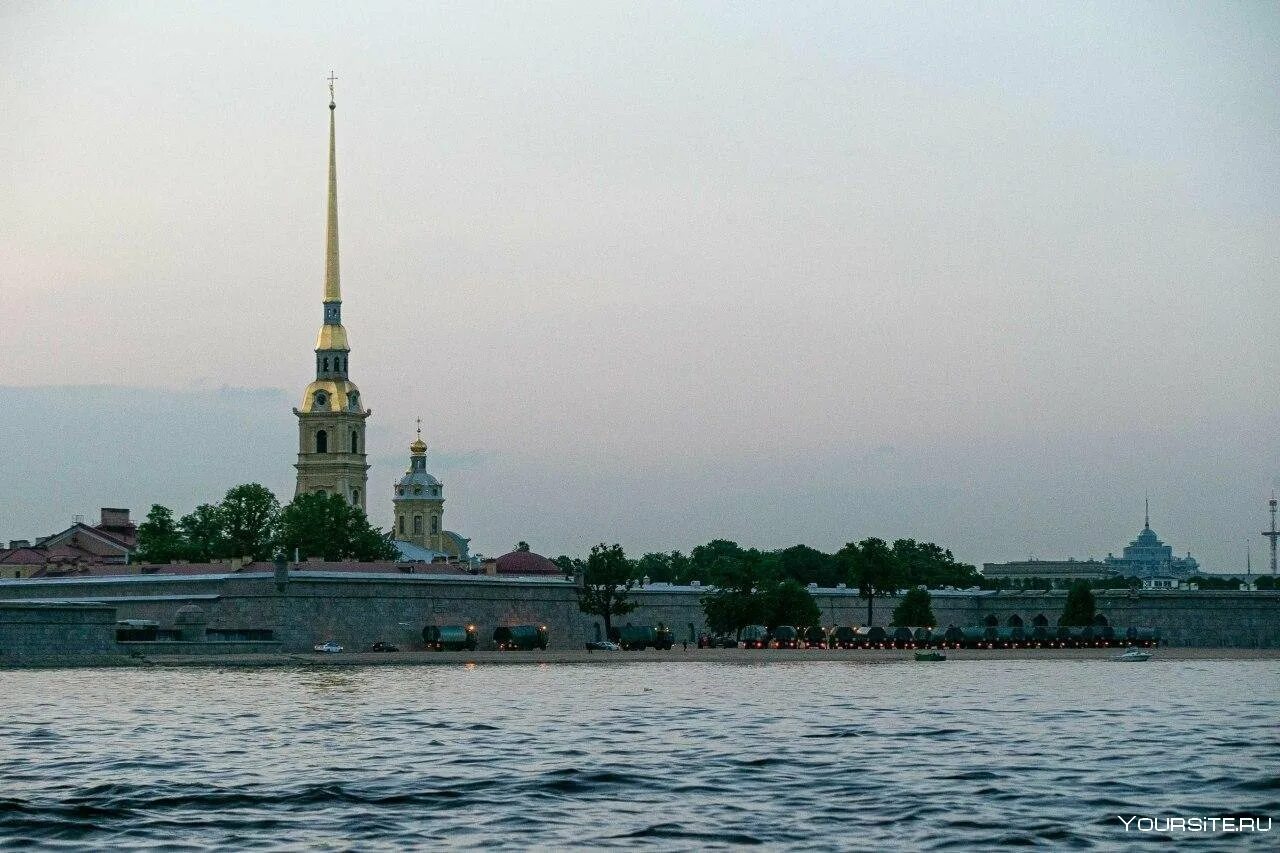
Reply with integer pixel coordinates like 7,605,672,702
391,425,469,562
1104,500,1200,579
494,544,561,576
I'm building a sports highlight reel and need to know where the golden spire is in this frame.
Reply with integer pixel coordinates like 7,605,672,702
324,71,341,303
410,417,427,454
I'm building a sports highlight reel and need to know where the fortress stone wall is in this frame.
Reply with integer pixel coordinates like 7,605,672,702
1,573,1278,653
0,602,120,664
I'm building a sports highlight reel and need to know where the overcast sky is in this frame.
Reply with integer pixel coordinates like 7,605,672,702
2,2,1277,570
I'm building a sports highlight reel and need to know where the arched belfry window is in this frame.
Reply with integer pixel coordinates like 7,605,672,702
413,515,423,534
351,488,360,506
350,430,358,454
323,357,330,372
316,430,328,453
431,515,440,535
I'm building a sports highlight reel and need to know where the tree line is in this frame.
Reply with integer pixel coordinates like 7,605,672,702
564,537,979,638
134,483,400,564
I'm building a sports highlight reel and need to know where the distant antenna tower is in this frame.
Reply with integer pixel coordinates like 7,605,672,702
1264,494,1279,576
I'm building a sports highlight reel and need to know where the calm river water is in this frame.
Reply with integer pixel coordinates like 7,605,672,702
0,660,1276,850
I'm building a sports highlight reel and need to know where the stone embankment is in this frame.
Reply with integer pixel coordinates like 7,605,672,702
131,646,1280,668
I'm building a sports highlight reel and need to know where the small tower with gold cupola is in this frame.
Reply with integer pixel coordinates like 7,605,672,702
293,75,370,510
392,422,447,552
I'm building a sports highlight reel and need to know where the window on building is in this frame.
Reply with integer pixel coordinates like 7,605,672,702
431,515,440,535
323,357,330,372
413,515,423,534
350,430,358,454
316,430,328,453
351,489,360,505
398,515,405,534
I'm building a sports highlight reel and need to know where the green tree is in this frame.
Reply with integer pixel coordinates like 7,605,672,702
761,579,821,628
1255,575,1275,591
891,588,937,627
275,492,399,561
180,503,224,562
773,544,843,587
668,550,692,584
839,537,902,626
134,504,186,564
891,539,982,588
1059,580,1097,626
219,483,281,560
700,586,766,636
576,543,637,639
690,539,747,581
633,551,675,584
552,555,579,578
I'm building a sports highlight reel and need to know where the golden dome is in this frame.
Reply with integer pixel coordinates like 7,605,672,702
299,379,363,413
409,437,427,454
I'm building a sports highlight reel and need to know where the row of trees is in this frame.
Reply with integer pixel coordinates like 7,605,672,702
135,483,400,564
615,538,983,591
568,540,1119,639
566,537,975,638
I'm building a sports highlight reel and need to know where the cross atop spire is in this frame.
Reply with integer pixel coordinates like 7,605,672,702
409,417,427,455
1144,494,1150,529
328,71,338,107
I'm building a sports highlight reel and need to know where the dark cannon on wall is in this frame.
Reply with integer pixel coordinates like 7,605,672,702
493,625,548,651
424,624,478,651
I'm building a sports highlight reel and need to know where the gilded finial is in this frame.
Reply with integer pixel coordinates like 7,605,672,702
410,417,427,454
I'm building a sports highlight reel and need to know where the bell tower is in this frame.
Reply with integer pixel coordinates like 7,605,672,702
393,421,446,551
293,74,370,509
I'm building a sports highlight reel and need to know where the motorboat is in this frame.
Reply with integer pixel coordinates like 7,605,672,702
313,641,344,653
914,650,947,662
1113,647,1151,662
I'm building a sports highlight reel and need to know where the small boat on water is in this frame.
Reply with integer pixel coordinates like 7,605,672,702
1113,647,1151,662
914,650,947,662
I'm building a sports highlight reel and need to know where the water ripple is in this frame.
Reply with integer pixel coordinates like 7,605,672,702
0,660,1275,850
